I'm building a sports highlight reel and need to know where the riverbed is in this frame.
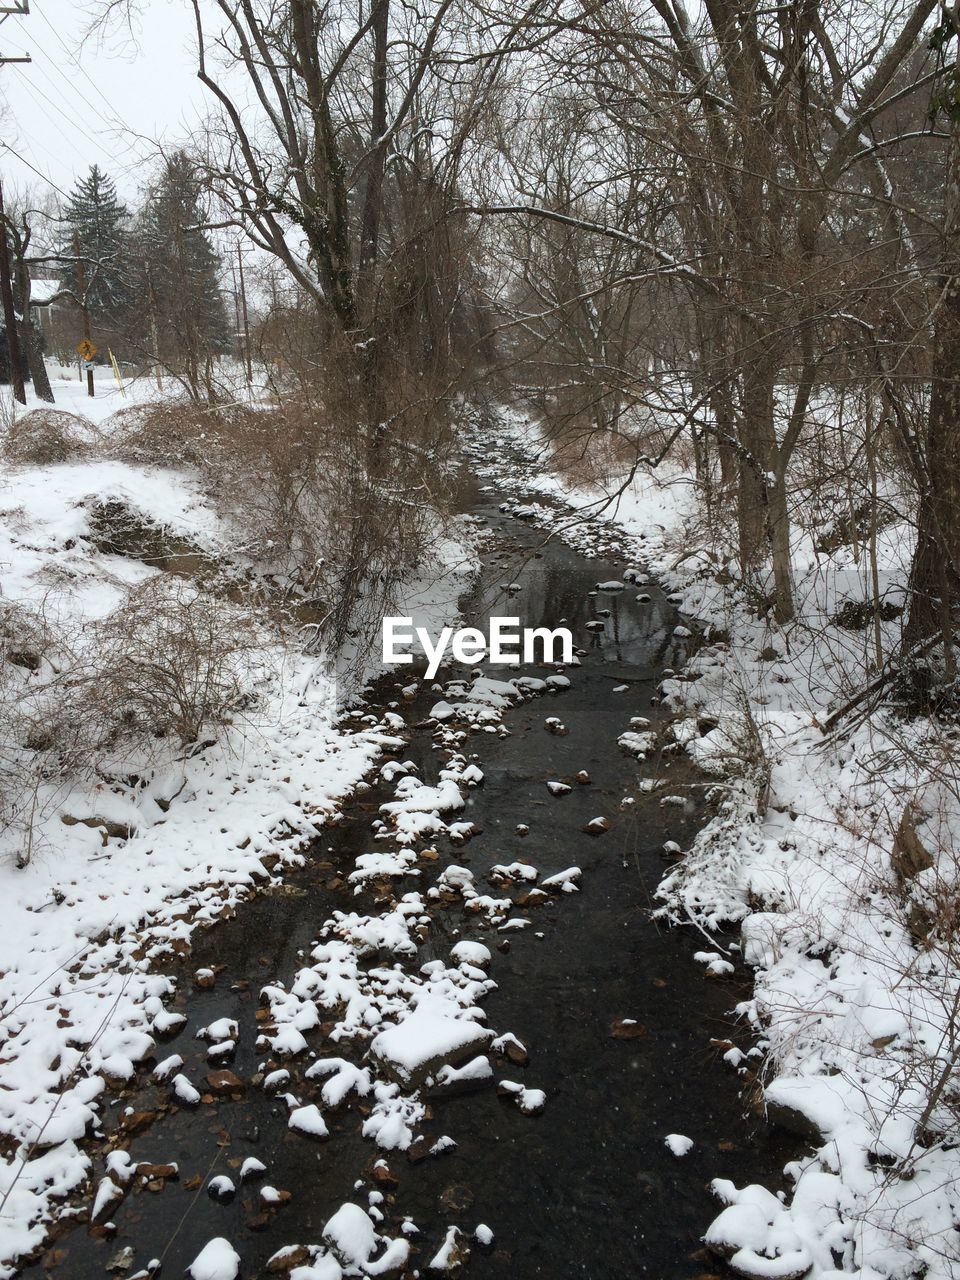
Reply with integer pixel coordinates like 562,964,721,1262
23,498,793,1280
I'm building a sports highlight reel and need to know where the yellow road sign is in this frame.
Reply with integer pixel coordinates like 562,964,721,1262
76,339,97,360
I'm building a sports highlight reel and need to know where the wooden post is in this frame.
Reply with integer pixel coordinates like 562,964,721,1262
0,181,26,405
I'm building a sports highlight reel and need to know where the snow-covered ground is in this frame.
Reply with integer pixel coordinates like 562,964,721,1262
0,371,480,1273
468,408,960,1280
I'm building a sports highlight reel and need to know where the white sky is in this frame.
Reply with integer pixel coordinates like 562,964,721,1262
0,0,206,206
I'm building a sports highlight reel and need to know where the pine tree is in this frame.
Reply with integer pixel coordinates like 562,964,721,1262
136,152,231,394
59,166,132,333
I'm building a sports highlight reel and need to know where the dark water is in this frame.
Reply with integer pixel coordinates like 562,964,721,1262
23,504,794,1279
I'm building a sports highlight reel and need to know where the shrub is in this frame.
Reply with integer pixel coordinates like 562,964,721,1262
4,409,95,465
84,577,268,747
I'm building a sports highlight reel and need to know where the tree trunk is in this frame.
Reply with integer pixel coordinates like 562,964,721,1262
905,99,960,658
767,471,795,623
12,267,53,403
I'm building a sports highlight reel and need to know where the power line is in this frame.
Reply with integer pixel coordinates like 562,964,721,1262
15,23,124,134
4,57,107,152
33,0,127,130
0,141,69,199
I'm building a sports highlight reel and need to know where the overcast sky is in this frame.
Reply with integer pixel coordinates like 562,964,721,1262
0,0,206,205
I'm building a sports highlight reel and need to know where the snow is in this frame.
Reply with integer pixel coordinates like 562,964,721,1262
450,941,491,968
370,1004,494,1085
187,1238,241,1280
288,1104,329,1139
665,1133,694,1157
0,410,443,1271
172,1074,201,1105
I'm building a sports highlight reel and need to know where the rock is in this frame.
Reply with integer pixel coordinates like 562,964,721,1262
172,1073,201,1105
474,1224,495,1251
265,1245,310,1272
407,1136,434,1164
207,1175,236,1202
137,1162,178,1182
206,1070,245,1097
287,1104,329,1139
371,1160,399,1189
61,814,133,841
892,803,934,881
610,1018,646,1040
492,1033,530,1067
106,1246,136,1272
152,1011,186,1038
583,816,611,835
119,1109,157,1135
429,1226,470,1273
186,1238,241,1280
497,1079,546,1114
260,1185,293,1205
516,823,529,835
576,770,590,784
546,781,571,796
239,1157,267,1182
765,1097,825,1144
194,969,216,990
370,1007,494,1087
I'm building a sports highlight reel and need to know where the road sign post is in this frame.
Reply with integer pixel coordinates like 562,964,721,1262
75,339,96,397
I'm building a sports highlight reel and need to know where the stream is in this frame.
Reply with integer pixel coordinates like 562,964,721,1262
23,492,794,1280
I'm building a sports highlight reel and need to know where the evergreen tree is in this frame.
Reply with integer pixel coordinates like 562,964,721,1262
59,166,132,333
136,152,231,393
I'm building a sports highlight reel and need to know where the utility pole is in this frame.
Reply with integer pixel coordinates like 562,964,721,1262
0,181,25,404
73,232,94,398
0,1,32,65
236,243,252,387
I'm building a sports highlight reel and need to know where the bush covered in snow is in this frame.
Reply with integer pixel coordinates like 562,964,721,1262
3,408,97,465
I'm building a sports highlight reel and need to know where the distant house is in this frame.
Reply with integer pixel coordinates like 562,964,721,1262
28,278,65,335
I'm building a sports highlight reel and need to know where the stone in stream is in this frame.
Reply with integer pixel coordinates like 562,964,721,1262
119,1108,157,1135
610,1018,647,1040
264,1244,310,1273
546,781,571,796
106,1245,135,1273
370,1159,399,1189
429,1225,470,1274
207,1175,236,1202
370,1006,494,1088
491,1032,530,1066
206,1069,245,1097
186,1238,241,1280
496,1079,546,1114
584,816,611,834
136,1162,178,1183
